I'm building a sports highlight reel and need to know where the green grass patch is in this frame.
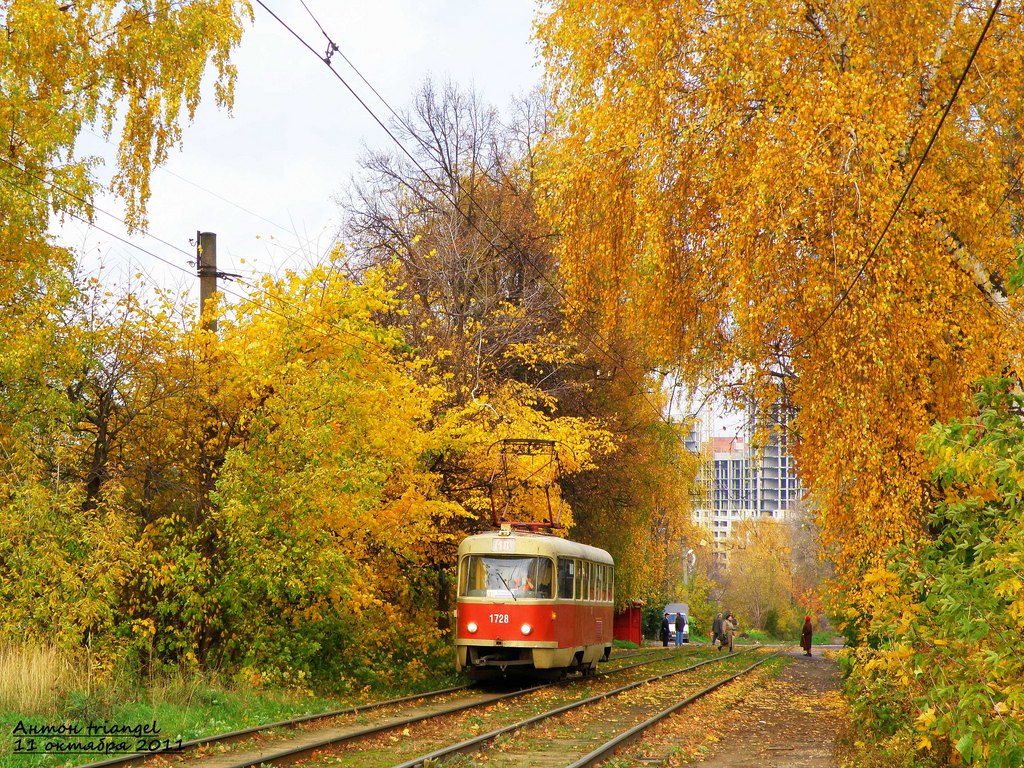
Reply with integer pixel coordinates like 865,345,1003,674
1,677,340,768
739,628,775,644
0,665,465,768
737,628,843,646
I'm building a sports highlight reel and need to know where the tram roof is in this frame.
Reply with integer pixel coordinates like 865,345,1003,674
458,529,614,565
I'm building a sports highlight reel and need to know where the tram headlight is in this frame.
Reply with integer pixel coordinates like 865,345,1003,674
521,623,532,636
467,622,478,633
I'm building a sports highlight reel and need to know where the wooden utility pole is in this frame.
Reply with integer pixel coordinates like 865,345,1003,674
197,231,218,332
196,231,220,526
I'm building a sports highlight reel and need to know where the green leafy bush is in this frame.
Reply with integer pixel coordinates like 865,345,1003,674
846,378,1024,767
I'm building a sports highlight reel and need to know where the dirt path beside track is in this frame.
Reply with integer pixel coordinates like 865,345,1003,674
688,647,847,767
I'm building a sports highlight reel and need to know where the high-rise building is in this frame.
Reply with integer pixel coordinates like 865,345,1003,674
689,411,803,553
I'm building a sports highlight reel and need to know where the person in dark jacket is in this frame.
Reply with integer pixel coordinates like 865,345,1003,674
660,613,671,646
711,613,723,648
675,612,684,646
801,615,814,656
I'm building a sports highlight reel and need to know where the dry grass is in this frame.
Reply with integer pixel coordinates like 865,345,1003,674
0,643,73,714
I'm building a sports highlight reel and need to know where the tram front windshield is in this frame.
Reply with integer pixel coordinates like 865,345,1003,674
460,556,553,599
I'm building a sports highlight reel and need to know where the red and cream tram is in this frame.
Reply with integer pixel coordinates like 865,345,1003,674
455,525,614,679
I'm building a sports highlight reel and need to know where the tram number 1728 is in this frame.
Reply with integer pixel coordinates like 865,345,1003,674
456,526,614,679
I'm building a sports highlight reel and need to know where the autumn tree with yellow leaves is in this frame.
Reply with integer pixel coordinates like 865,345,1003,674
0,0,250,536
0,0,249,286
0,6,694,686
538,0,1024,762
846,379,1024,766
0,253,612,685
343,79,563,410
557,332,702,611
0,0,249,670
343,79,698,608
538,0,1023,594
718,517,828,634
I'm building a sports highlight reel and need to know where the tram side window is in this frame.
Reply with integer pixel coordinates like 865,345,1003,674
596,565,604,602
557,558,575,599
577,560,590,601
459,556,487,597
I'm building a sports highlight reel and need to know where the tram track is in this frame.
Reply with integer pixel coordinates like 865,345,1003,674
75,645,699,768
565,649,785,767
74,684,476,768
143,646,762,768
387,648,775,768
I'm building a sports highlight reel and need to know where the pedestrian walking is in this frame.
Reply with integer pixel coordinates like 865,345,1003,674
801,614,813,657
675,612,684,646
722,612,738,652
711,612,723,648
660,613,671,647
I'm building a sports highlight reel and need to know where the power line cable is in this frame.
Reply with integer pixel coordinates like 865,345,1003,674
792,0,1003,350
276,0,1011,525
0,155,213,273
297,0,334,46
0,168,192,279
81,126,331,272
0,158,395,359
161,165,317,240
254,0,675,427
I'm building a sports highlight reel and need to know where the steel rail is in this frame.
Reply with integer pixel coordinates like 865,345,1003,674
596,645,705,677
161,656,663,768
75,646,723,768
159,648,717,768
74,648,665,768
73,683,474,768
195,685,548,768
610,645,702,661
388,647,758,768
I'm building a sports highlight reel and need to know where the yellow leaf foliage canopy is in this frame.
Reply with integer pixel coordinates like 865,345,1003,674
0,258,622,682
0,0,249,258
538,1,1024,604
0,0,250,464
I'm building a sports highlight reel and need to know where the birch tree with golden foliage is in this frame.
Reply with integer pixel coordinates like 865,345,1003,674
538,0,1024,626
0,0,249,668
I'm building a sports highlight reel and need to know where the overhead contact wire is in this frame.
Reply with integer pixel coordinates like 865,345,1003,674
254,0,677,431
794,0,1004,349
0,159,394,360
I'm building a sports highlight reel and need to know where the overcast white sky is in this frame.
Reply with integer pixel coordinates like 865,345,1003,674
57,0,542,300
